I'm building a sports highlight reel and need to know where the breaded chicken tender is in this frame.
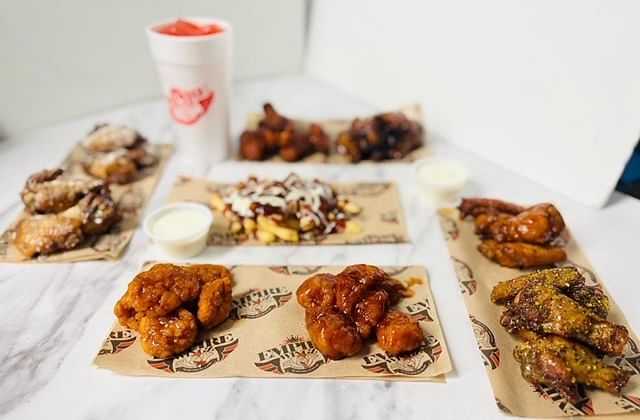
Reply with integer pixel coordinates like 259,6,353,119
376,311,425,355
139,309,198,358
114,264,201,330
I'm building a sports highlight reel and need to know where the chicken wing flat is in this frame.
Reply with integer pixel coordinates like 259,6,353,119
83,123,146,153
114,264,201,330
13,215,84,258
478,240,567,269
305,309,362,360
353,289,389,339
458,198,525,219
84,148,150,184
296,273,337,313
139,308,198,358
334,264,389,316
490,267,609,318
500,284,628,355
481,204,566,245
513,331,631,402
376,310,425,356
20,168,104,214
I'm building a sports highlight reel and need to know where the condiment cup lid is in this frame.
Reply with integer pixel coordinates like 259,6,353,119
143,201,213,244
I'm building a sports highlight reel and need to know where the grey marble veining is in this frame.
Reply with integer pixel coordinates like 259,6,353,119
1,76,639,420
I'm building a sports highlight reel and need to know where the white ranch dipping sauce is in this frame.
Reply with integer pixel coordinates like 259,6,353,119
416,159,468,206
144,202,213,258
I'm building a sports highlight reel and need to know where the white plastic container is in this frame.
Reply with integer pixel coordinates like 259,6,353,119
146,17,232,170
143,202,213,258
416,159,469,206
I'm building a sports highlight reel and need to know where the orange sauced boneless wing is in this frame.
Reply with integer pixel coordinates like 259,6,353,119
114,264,201,330
305,309,363,360
376,310,425,356
139,309,198,358
296,273,337,313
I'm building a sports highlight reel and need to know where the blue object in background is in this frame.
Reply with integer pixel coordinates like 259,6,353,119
616,141,640,199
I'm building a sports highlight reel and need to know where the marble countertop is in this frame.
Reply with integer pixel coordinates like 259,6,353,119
1,76,639,420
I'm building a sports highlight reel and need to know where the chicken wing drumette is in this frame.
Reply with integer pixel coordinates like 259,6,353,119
513,331,631,403
20,168,104,214
14,188,119,257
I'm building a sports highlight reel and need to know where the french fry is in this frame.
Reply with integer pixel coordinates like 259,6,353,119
257,215,299,242
345,220,362,234
256,229,276,244
210,193,225,212
243,218,257,233
342,202,361,215
230,221,243,234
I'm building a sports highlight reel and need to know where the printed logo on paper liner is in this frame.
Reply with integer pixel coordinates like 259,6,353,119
255,336,327,374
147,333,238,373
615,394,640,412
345,233,406,245
469,315,500,370
533,383,594,416
495,398,512,414
169,87,214,125
438,214,459,240
405,298,434,322
361,334,442,376
613,338,640,376
230,287,292,320
334,183,391,197
380,211,399,224
452,257,477,296
98,329,136,355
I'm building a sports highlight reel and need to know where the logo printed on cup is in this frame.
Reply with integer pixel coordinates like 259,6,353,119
169,87,215,125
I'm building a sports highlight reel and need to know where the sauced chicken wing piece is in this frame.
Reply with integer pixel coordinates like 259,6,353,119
500,283,628,356
353,289,389,338
490,267,609,318
193,269,233,329
13,189,119,257
478,240,567,269
458,198,525,219
296,273,337,312
186,264,232,286
479,204,566,245
84,148,156,185
376,310,425,355
83,124,145,153
139,309,198,358
305,309,362,360
114,264,201,330
334,264,389,316
513,331,631,402
20,168,104,214
13,215,84,258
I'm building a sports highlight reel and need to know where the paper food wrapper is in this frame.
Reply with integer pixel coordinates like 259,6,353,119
94,264,452,381
437,208,640,418
168,176,409,246
237,104,429,164
0,144,173,263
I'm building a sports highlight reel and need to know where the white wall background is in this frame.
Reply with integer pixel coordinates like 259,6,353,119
306,0,640,207
0,0,305,136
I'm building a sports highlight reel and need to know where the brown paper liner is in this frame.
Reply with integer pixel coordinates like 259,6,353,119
168,177,409,246
236,104,429,164
0,144,173,263
94,264,452,381
438,208,640,418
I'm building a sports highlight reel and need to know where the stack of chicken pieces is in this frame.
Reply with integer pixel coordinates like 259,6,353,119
458,198,568,268
296,264,425,360
491,267,631,402
14,168,119,257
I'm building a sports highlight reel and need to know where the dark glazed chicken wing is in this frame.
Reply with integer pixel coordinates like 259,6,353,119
376,310,425,355
353,289,389,339
458,198,525,218
296,273,337,313
478,240,567,269
20,168,104,214
500,284,628,356
334,264,388,316
513,331,631,403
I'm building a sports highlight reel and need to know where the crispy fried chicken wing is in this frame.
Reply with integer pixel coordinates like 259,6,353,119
376,310,425,355
458,198,525,219
513,331,631,402
478,240,566,269
189,265,233,329
305,309,363,360
83,124,146,153
482,204,566,245
20,168,104,214
114,264,201,330
139,309,198,358
500,284,628,355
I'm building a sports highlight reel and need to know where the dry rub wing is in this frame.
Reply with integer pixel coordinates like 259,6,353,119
500,283,628,356
514,331,631,403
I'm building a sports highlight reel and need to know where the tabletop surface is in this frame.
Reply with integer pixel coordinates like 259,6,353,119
1,76,639,420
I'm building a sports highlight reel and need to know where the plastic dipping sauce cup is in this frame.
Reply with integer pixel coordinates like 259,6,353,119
146,18,232,172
